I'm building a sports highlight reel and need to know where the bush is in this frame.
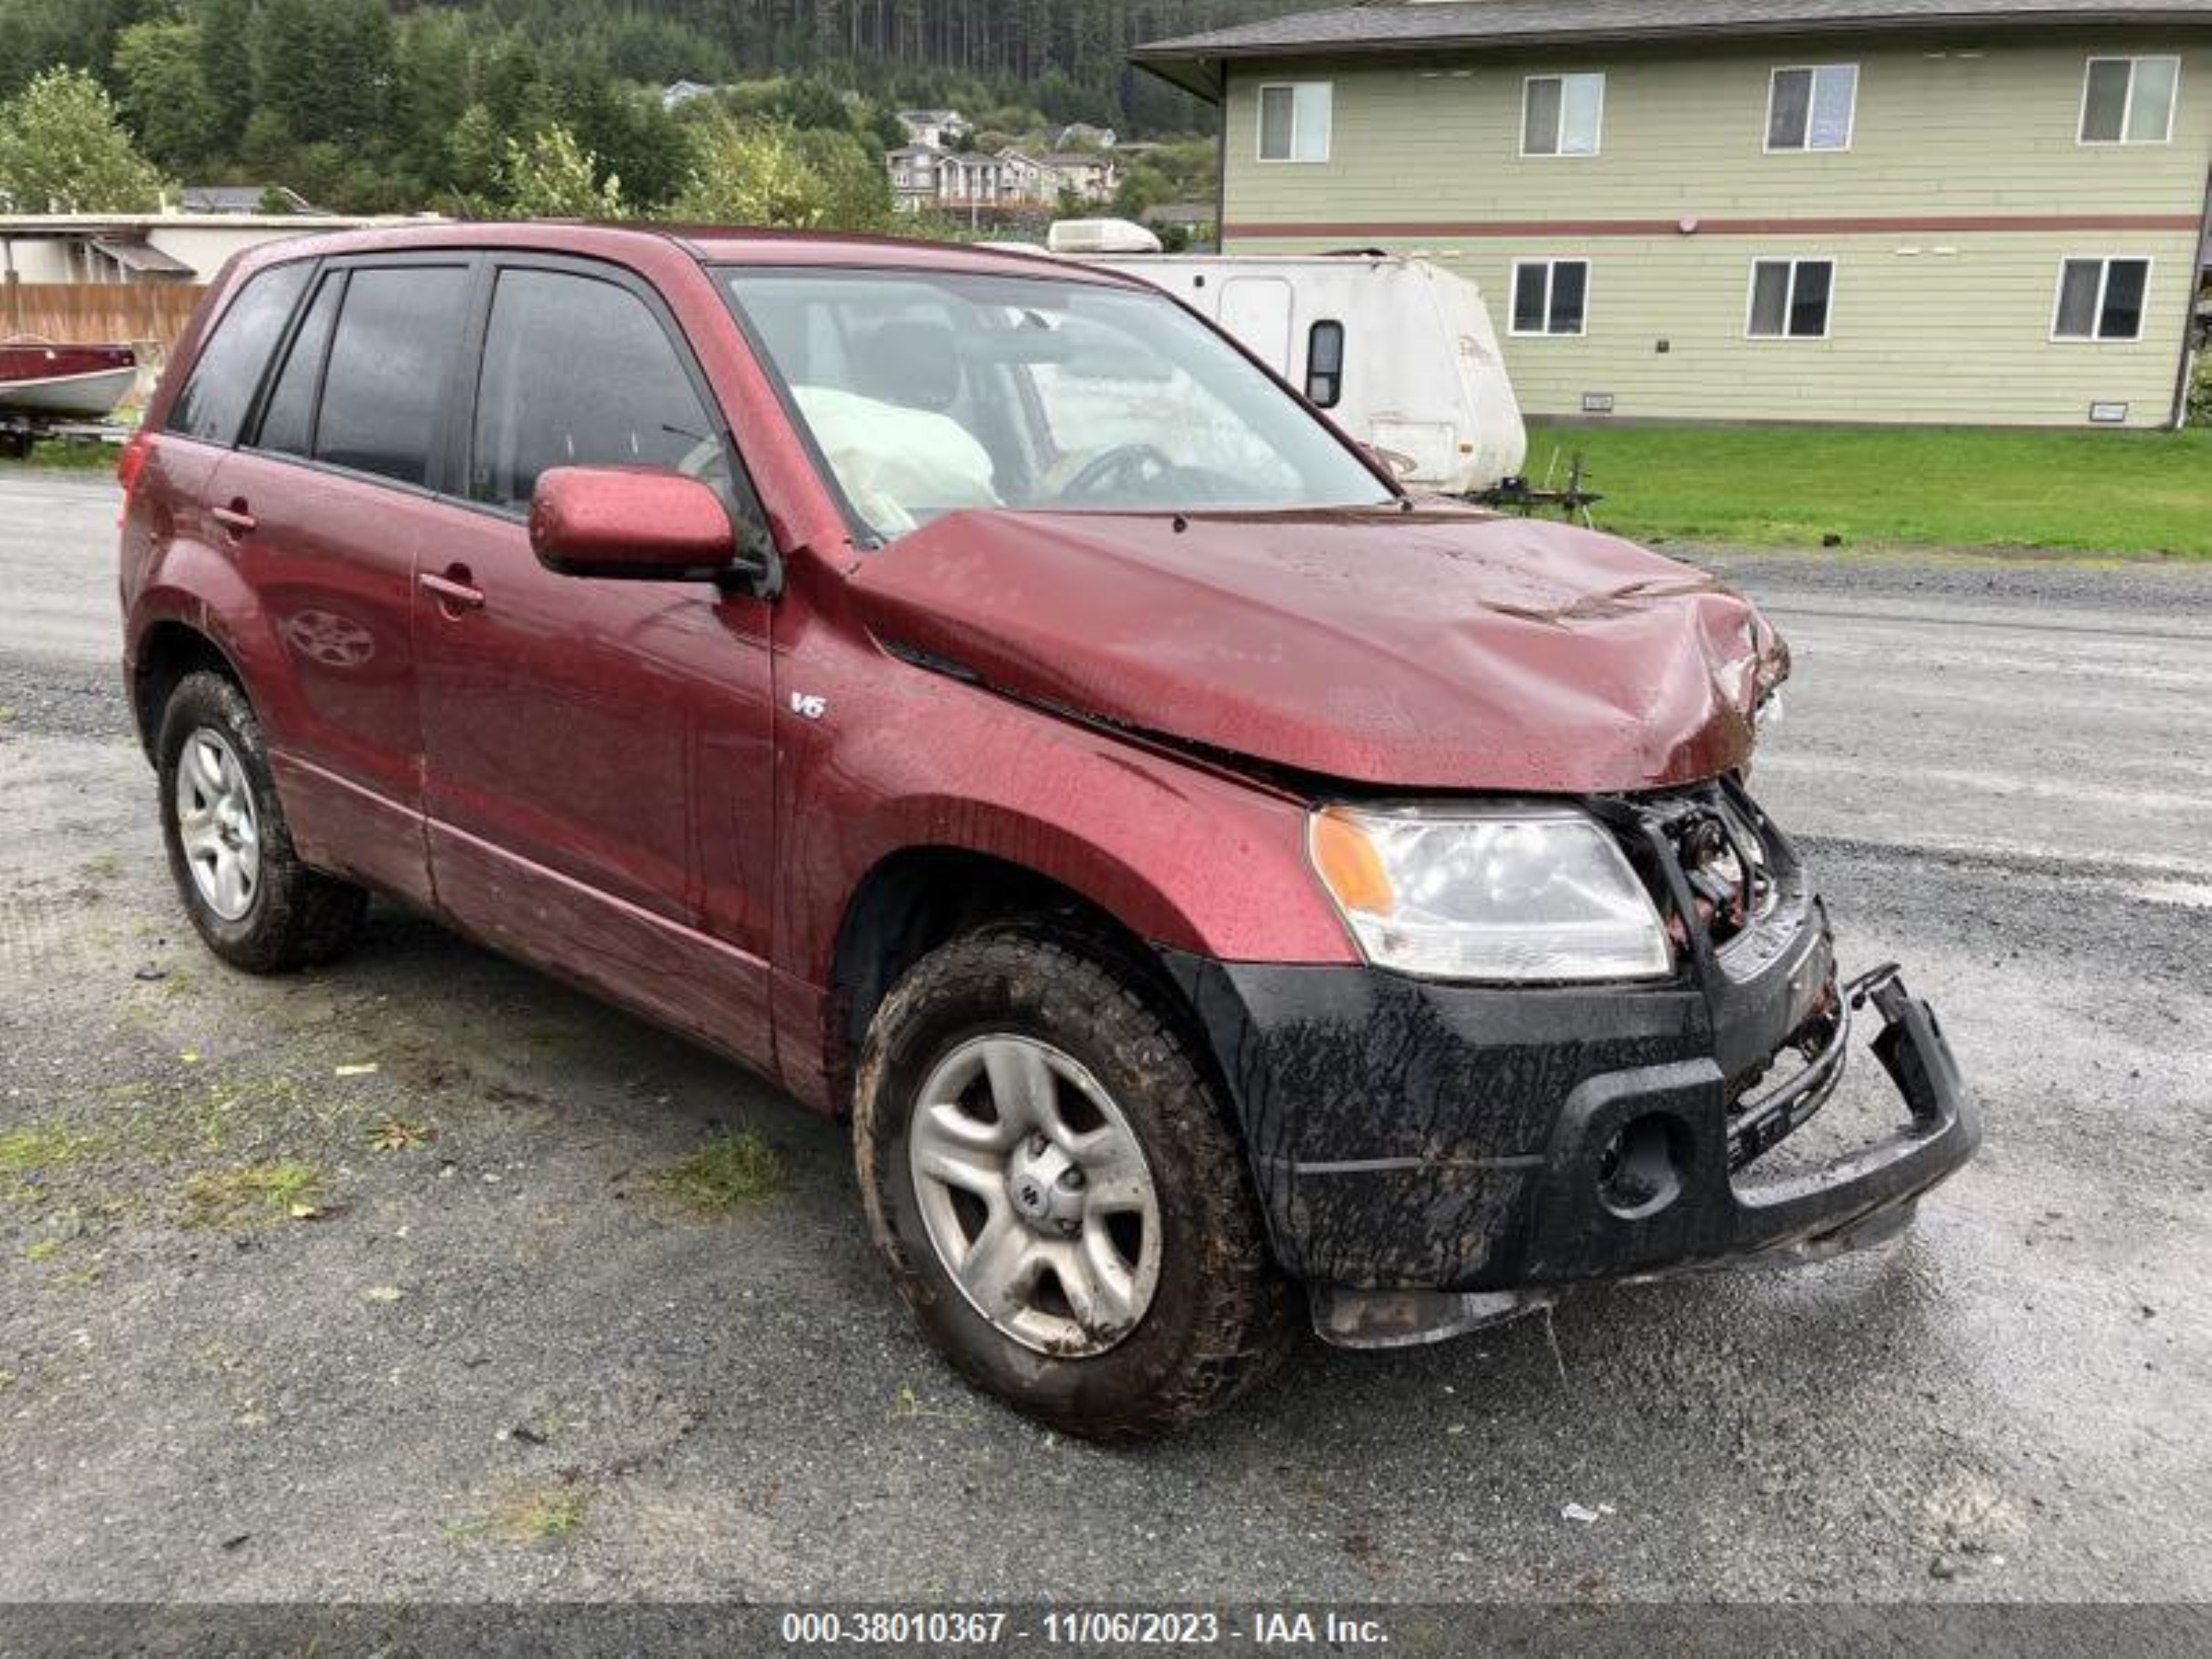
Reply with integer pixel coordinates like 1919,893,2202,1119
2190,346,2211,428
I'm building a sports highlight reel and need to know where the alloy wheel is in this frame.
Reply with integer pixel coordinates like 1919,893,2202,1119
908,1033,1165,1357
174,727,261,921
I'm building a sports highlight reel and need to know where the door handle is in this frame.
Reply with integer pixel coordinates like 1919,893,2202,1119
212,501,256,536
419,568,485,612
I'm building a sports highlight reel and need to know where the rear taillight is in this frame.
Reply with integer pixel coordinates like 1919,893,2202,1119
117,432,153,526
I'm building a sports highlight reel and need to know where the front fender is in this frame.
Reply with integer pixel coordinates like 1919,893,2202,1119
776,635,1358,990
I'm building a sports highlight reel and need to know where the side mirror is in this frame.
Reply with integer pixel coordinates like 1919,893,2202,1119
529,467,780,595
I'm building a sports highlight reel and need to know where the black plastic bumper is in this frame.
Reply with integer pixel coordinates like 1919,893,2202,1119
1156,798,1978,1302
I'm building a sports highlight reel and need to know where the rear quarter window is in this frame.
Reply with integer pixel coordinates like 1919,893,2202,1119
165,262,314,444
254,271,343,458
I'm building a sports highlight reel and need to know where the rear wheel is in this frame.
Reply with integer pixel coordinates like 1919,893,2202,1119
156,671,368,973
854,926,1292,1438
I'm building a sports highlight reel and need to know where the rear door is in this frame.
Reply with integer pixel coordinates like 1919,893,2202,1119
213,254,476,904
413,254,776,1066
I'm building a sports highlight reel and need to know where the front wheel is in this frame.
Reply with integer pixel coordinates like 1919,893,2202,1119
156,671,368,973
854,927,1292,1438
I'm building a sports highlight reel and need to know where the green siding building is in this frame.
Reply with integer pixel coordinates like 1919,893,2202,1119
1134,1,2212,427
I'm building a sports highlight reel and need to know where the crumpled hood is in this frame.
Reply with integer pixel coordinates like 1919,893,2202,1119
847,504,1788,794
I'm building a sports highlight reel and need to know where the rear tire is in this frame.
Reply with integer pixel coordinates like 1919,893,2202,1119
855,926,1292,1438
156,671,367,973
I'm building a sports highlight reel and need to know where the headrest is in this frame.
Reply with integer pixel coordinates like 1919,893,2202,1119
852,319,962,414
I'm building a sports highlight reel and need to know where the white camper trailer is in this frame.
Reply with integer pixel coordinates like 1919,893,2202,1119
1084,245,1528,494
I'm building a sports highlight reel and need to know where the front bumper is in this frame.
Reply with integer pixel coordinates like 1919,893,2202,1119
1158,787,1978,1342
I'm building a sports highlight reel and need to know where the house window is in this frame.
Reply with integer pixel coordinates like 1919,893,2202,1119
1747,259,1834,338
1510,260,1589,335
2080,57,2179,144
1522,73,1604,156
2052,257,2152,341
1768,65,1857,151
1258,83,1331,162
1305,319,1345,406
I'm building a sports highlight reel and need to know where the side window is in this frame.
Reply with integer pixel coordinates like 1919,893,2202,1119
254,272,342,459
2053,257,2152,341
1523,73,1604,157
165,262,312,444
1511,260,1590,336
315,265,471,489
469,268,725,512
2080,57,2179,144
1747,258,1835,339
1304,319,1345,407
1257,82,1331,162
1768,64,1857,151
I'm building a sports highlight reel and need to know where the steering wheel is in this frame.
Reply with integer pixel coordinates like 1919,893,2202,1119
1062,442,1174,502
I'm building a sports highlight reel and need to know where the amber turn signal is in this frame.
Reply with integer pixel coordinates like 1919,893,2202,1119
1310,809,1396,917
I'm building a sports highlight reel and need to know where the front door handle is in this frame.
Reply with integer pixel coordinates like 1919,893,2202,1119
419,567,485,613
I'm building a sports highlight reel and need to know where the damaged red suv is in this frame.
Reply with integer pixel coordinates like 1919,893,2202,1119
120,225,1976,1436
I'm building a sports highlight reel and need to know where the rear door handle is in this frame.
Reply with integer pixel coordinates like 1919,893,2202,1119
418,568,485,612
212,502,256,535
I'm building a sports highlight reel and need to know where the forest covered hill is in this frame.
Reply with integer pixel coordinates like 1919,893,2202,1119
0,0,1272,217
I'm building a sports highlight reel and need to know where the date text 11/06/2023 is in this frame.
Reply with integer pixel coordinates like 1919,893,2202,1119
777,1609,1395,1646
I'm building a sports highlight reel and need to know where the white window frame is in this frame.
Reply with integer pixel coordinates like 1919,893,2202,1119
1256,81,1332,163
1764,64,1859,153
1508,258,1591,337
2048,254,2156,342
1743,257,1837,340
1520,73,1606,158
2077,55,2180,145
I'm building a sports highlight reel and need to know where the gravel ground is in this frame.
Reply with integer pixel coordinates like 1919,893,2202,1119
1,471,2209,1604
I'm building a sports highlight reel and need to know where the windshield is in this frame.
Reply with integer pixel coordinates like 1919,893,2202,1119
718,265,1394,542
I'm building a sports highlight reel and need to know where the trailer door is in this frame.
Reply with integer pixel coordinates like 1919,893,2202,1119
1216,277,1295,377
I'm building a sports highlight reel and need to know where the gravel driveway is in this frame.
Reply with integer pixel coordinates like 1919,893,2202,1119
2,469,2209,1606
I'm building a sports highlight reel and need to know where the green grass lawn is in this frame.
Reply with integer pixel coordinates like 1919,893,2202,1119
1521,421,2212,559
2,437,126,472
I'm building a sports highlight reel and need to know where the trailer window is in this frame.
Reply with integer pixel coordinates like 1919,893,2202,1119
1305,321,1344,407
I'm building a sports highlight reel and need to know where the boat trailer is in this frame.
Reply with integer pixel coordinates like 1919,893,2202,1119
0,413,133,460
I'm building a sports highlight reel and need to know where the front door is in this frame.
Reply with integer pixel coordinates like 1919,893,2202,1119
412,258,777,1066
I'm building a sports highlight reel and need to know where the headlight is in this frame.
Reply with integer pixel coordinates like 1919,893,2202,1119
1309,803,1673,983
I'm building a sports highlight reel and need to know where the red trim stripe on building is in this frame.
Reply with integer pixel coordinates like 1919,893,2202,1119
1225,213,2205,239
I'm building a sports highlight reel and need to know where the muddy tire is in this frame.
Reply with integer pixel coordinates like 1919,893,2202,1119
156,671,368,973
855,926,1293,1438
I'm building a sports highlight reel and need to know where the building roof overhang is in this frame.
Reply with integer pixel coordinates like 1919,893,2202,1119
1132,0,2212,100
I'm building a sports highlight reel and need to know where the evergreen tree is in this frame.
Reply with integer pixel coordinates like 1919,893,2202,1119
114,19,225,172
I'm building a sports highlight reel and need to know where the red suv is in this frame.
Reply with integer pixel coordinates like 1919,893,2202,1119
120,225,1976,1436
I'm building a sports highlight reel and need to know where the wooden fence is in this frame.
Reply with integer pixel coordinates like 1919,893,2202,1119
1,282,208,363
